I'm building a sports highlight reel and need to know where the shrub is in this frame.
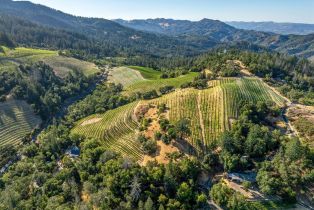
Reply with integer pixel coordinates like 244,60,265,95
143,139,157,155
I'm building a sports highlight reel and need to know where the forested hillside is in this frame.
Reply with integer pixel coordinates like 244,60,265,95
115,18,314,58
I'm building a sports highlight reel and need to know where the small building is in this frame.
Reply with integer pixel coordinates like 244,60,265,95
227,172,257,183
65,146,80,158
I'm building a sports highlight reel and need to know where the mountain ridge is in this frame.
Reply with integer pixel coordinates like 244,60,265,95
227,21,314,35
1,0,314,58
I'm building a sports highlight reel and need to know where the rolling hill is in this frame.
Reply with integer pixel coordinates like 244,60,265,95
108,66,198,96
0,46,100,77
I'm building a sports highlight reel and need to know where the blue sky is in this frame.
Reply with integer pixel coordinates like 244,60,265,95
27,0,314,23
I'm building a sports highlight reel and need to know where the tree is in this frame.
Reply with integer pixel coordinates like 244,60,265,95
196,193,207,207
142,139,157,155
158,204,165,210
175,118,191,139
176,182,193,202
130,176,141,202
144,197,154,210
210,182,232,207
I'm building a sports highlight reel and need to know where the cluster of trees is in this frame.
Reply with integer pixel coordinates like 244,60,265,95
0,32,15,48
65,84,129,125
218,102,280,172
0,62,94,119
257,138,314,201
215,101,314,202
0,145,17,169
210,182,258,210
0,122,208,209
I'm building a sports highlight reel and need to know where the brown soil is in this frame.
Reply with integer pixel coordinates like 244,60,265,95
134,103,150,121
288,104,314,122
137,104,183,166
81,118,102,126
287,104,314,144
144,105,160,139
140,140,180,166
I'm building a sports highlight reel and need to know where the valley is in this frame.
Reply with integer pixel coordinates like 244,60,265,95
0,0,313,209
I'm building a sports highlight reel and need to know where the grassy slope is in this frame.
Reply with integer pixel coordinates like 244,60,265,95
108,67,146,87
128,66,162,79
0,47,99,77
108,66,198,96
0,99,41,147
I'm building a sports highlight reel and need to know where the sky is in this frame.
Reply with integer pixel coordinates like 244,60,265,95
26,0,314,23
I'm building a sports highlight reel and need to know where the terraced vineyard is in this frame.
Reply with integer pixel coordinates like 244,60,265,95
148,77,286,149
0,99,42,147
108,66,198,96
71,102,144,160
71,76,286,158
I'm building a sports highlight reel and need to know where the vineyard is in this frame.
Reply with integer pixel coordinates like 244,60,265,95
71,77,286,158
108,66,197,96
148,77,287,149
108,67,146,87
0,46,99,77
0,99,42,147
71,102,144,160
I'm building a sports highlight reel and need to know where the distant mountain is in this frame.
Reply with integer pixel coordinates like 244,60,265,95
115,18,314,58
0,0,314,59
115,18,237,37
227,21,314,35
115,18,268,42
0,0,203,57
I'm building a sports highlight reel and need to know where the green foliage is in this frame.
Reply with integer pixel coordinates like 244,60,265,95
0,33,15,48
142,139,157,155
257,138,313,201
175,118,191,139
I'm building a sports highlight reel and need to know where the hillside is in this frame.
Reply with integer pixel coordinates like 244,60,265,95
0,0,313,59
227,21,314,35
0,1,202,57
108,66,198,96
115,18,314,58
72,67,286,162
0,99,41,147
0,46,100,77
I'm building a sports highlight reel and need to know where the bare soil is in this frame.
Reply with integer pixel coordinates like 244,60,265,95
140,140,180,166
81,118,102,126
